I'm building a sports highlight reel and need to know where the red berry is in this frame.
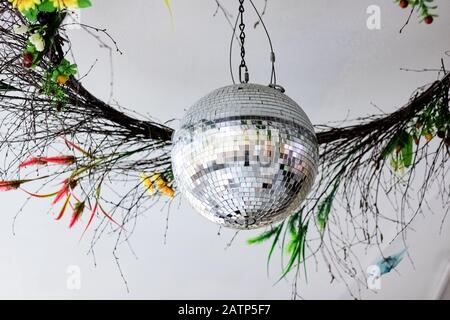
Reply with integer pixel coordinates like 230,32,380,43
399,0,408,9
424,15,433,25
22,52,34,68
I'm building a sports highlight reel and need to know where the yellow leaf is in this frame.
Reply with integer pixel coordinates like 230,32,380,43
163,0,174,25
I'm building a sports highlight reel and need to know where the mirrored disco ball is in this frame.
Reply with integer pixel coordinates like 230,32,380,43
171,83,319,230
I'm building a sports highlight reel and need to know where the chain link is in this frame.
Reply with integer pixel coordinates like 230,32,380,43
238,0,249,83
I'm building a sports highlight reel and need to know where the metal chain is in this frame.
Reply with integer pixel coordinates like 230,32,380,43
238,0,249,83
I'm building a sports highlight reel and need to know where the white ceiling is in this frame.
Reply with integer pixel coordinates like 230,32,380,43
0,0,449,299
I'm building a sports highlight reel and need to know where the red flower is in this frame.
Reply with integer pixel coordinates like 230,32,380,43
19,156,76,168
79,201,125,237
81,201,98,239
69,201,86,228
56,194,71,221
0,180,23,191
64,139,95,159
98,203,124,230
18,177,77,221
52,179,77,205
80,186,125,239
0,177,46,192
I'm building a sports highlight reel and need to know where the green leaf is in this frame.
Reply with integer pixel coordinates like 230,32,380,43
384,130,415,171
317,197,332,233
247,225,281,245
51,70,59,81
280,238,301,280
390,156,400,172
23,9,38,22
26,44,37,54
78,0,92,8
267,223,284,267
382,136,399,158
287,211,300,237
247,223,284,272
316,179,340,234
277,219,309,283
49,59,78,81
382,130,410,158
39,0,56,12
286,234,299,254
286,211,300,253
67,64,78,76
401,134,413,168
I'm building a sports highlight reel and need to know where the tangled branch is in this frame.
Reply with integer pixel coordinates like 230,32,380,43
0,0,449,298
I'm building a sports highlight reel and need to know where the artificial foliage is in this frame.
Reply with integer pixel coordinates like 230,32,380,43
395,0,437,24
0,0,449,298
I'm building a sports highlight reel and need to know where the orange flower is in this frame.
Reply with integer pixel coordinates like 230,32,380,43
56,75,69,86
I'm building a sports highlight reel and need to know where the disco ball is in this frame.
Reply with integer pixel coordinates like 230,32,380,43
171,83,319,230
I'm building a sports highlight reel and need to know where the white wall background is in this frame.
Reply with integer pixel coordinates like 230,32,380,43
0,0,449,299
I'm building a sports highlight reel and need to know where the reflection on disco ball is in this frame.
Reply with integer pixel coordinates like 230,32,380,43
171,83,319,230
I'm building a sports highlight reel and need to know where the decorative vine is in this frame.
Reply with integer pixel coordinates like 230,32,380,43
0,0,448,298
